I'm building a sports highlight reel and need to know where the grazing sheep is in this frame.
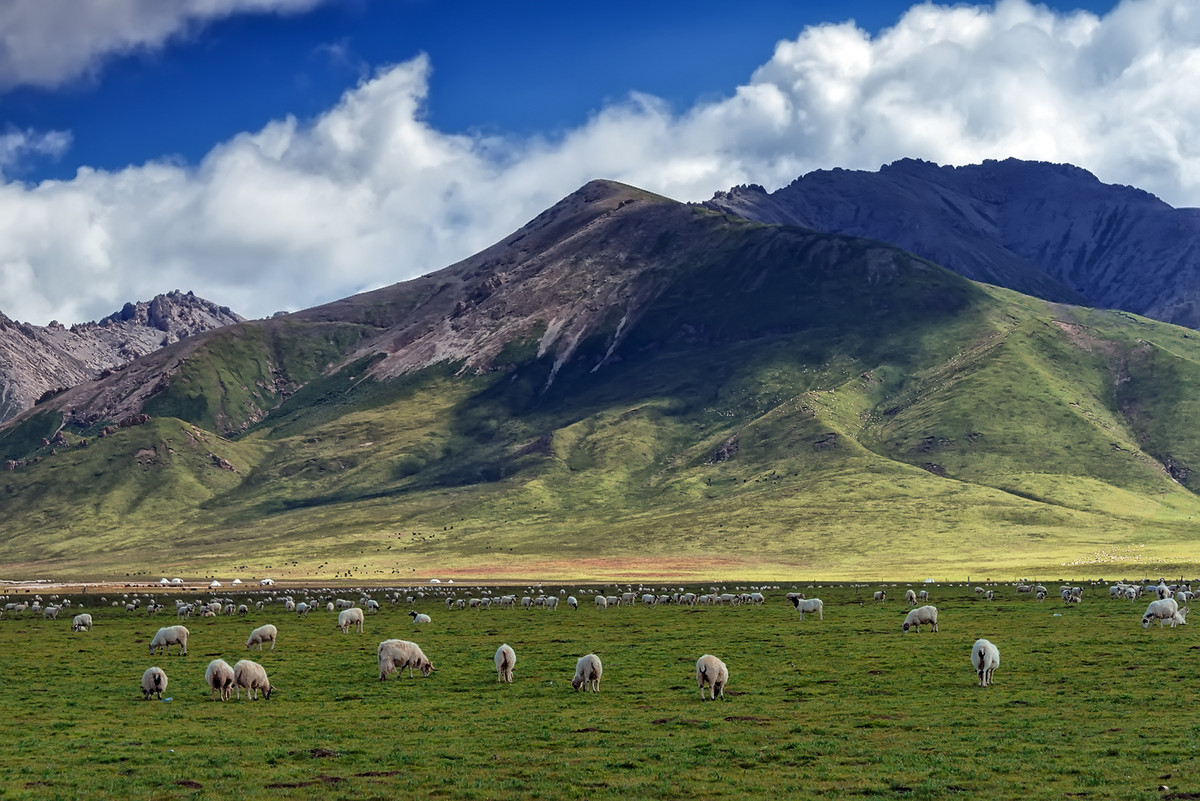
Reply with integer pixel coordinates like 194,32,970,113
918,590,929,601
378,639,434,681
149,625,190,656
904,589,917,606
233,659,273,700
786,594,824,621
337,607,364,634
571,654,603,692
696,654,728,700
409,611,431,624
873,590,886,602
71,613,93,632
567,596,578,610
595,595,608,610
1143,599,1187,628
43,605,61,620
985,591,994,601
902,605,939,633
971,639,1000,687
141,667,168,700
295,602,310,617
495,643,516,683
205,658,236,701
246,624,278,651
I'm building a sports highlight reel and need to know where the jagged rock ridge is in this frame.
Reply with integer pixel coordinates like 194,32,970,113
704,158,1200,329
0,290,243,422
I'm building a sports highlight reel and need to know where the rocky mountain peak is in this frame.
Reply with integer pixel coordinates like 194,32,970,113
0,291,242,422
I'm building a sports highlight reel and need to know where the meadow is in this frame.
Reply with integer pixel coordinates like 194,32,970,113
1,581,1198,800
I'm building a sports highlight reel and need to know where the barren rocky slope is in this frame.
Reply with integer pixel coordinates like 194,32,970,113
0,290,242,422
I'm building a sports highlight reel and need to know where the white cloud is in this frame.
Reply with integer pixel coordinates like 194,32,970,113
0,0,325,89
5,0,1200,325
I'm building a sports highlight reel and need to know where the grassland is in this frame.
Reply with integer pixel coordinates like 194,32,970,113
2,582,1198,800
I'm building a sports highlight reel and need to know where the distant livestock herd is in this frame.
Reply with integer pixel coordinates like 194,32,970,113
5,577,1194,702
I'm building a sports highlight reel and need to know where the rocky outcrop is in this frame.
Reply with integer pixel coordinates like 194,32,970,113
704,158,1200,329
0,291,242,422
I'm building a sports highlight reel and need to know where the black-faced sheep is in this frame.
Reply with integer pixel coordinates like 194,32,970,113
233,659,273,700
246,624,277,651
495,643,516,683
141,667,168,700
149,625,189,655
696,654,728,700
409,611,431,624
902,605,938,633
904,589,917,606
786,593,823,620
971,638,1000,687
571,654,602,692
378,639,434,681
205,658,235,701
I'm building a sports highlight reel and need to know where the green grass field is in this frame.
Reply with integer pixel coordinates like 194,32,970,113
1,582,1196,800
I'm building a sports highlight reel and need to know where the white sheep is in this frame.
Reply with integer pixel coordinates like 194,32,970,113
1143,598,1187,628
696,654,728,700
233,659,273,700
873,590,886,602
409,611,431,624
295,602,310,617
141,666,168,700
149,625,189,655
43,605,61,620
786,594,824,621
337,607,364,633
571,654,603,692
902,605,939,633
495,643,516,683
566,596,580,610
904,589,917,606
595,595,608,610
205,658,236,701
71,613,93,632
971,639,1000,687
246,624,278,651
378,639,434,681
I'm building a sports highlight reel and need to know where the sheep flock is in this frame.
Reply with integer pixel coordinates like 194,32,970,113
2,577,1193,713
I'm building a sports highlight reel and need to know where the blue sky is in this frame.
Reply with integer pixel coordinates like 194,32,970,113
1,0,1189,326
4,0,1120,183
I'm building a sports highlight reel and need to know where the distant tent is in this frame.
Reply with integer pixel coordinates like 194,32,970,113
258,578,275,586
209,580,221,588
231,579,242,586
170,578,184,585
159,578,170,585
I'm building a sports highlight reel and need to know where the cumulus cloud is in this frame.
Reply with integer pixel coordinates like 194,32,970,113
0,0,325,89
4,0,1200,324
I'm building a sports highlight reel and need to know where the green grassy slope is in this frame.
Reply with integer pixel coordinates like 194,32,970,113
5,202,1200,580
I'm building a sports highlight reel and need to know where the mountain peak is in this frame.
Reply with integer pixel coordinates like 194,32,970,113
0,290,242,422
705,158,1197,325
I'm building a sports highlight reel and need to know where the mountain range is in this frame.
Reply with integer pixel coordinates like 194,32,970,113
0,290,242,423
3,163,1200,581
705,158,1200,329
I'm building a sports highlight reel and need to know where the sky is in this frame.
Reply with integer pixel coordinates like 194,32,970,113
4,0,1193,326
